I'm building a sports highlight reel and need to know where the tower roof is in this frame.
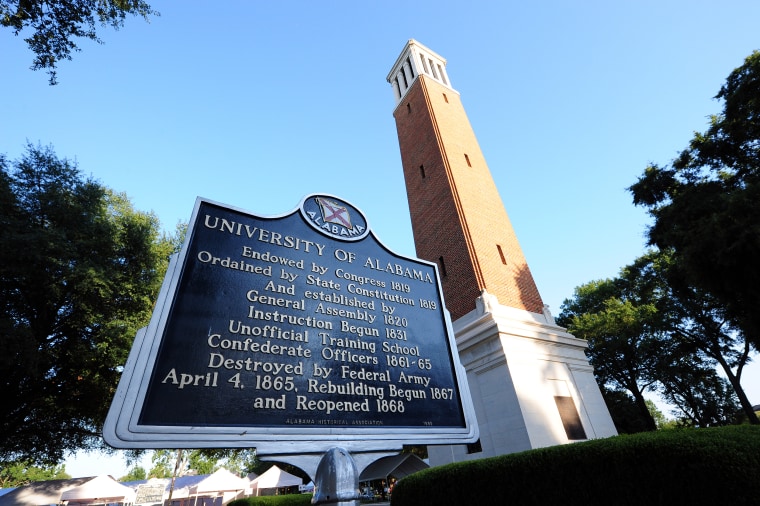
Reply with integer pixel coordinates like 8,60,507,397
387,39,454,104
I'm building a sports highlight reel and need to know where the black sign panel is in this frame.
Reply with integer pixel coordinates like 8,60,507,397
104,195,477,450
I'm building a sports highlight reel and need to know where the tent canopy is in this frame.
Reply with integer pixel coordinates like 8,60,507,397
250,465,302,489
359,453,429,482
192,468,249,493
60,475,136,502
0,477,92,506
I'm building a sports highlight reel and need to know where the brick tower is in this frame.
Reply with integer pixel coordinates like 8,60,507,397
387,41,543,321
387,40,616,464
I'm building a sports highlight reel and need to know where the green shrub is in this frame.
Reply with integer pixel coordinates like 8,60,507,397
228,493,312,506
391,425,760,506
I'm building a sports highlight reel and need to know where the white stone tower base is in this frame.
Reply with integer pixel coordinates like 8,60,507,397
428,290,617,465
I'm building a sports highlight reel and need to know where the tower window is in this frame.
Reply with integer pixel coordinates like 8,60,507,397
406,103,411,114
438,64,447,85
420,54,429,74
442,93,448,103
400,71,408,89
406,56,415,78
420,165,425,178
497,245,507,265
438,256,447,277
464,154,472,167
429,59,438,79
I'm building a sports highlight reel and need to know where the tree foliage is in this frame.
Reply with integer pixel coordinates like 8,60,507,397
0,142,174,465
188,451,221,476
0,0,157,84
629,50,760,352
119,466,146,482
0,461,69,488
597,388,660,434
148,449,259,479
559,249,750,430
622,251,752,424
645,399,675,430
558,278,662,431
148,450,187,478
657,359,740,427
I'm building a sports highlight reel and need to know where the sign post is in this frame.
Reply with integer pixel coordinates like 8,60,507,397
104,195,478,485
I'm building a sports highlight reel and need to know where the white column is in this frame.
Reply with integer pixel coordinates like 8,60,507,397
396,72,407,95
438,64,451,86
403,61,414,86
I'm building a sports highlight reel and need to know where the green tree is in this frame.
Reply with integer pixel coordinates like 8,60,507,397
119,466,146,482
0,461,70,487
222,450,258,477
193,449,260,477
623,251,756,424
1,0,158,84
0,142,174,465
646,399,670,430
560,250,754,429
188,452,219,476
148,450,176,479
558,280,662,431
657,358,740,427
629,50,760,352
147,449,257,478
598,388,659,434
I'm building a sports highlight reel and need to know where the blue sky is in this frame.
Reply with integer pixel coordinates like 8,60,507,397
2,0,759,477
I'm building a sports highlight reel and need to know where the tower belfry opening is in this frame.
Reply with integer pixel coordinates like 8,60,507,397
388,41,452,103
386,39,617,465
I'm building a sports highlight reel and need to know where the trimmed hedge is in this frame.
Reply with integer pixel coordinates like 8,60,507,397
228,494,312,506
391,425,760,506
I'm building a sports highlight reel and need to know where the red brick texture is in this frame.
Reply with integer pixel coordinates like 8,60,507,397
393,76,544,320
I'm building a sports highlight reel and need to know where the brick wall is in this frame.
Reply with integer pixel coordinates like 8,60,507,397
393,75,544,319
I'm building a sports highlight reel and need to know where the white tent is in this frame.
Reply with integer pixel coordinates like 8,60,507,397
249,466,302,496
0,477,92,506
60,475,136,505
192,468,249,494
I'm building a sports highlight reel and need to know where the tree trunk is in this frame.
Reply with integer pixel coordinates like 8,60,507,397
713,353,759,424
631,387,658,431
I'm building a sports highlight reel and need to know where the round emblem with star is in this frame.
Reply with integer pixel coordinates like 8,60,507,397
300,194,369,241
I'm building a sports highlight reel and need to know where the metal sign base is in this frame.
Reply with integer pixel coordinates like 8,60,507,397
311,447,359,506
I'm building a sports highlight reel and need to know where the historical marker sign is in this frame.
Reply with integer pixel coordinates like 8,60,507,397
103,195,478,454
134,484,165,504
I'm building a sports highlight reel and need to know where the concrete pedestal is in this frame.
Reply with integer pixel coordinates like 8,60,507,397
428,291,617,465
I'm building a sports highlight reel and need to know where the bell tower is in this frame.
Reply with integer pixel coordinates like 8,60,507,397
387,41,543,321
387,40,616,464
